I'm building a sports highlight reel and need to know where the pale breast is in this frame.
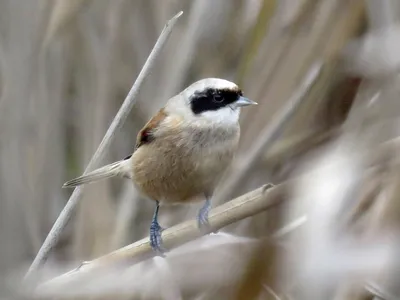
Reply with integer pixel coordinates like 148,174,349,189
131,125,239,204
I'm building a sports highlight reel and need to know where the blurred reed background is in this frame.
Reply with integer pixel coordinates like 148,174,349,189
2,0,400,299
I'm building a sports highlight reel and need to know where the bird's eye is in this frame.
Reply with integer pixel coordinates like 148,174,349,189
213,94,224,103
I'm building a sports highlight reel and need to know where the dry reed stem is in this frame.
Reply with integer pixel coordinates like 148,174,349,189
24,10,183,281
263,127,339,165
35,183,285,293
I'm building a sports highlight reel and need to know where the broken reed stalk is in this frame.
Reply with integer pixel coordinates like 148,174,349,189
35,183,285,294
24,11,183,281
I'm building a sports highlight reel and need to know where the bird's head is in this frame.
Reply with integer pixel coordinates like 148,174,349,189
167,78,257,126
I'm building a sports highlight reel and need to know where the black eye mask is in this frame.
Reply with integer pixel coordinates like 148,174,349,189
190,88,243,115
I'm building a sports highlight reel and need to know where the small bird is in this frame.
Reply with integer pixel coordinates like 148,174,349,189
63,78,257,253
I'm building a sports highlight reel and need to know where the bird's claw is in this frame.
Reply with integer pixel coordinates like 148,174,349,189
150,220,166,256
197,210,209,228
197,199,211,231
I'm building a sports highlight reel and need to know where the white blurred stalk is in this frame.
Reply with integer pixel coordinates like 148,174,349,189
280,139,394,299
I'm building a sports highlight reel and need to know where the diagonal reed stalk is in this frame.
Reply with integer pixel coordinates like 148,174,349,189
24,10,183,281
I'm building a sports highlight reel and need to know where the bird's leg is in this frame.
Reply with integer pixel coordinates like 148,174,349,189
197,197,211,229
149,201,166,255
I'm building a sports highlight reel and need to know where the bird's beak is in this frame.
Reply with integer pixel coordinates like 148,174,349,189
235,96,258,107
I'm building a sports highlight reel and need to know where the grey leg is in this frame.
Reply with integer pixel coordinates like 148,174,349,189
197,197,211,228
149,201,166,255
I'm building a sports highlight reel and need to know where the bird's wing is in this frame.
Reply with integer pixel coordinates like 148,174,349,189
121,108,168,162
135,108,168,150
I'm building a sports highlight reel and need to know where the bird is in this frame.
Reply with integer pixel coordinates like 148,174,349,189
63,78,257,254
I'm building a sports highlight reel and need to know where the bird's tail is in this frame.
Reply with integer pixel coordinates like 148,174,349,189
63,159,131,188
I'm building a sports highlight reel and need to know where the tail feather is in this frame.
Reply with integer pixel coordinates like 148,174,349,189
63,159,131,188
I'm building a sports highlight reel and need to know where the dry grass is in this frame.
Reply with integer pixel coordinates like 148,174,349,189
1,0,400,299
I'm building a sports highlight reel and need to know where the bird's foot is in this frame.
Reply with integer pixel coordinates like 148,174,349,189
197,199,211,230
150,219,166,256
